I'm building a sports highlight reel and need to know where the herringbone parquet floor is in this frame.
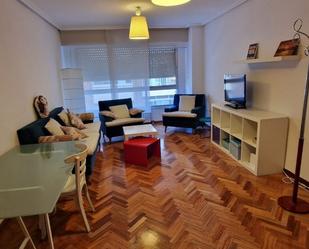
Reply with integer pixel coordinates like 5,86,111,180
1,125,309,249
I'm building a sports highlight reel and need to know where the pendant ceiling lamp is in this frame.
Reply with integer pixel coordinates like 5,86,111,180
151,0,191,7
129,7,149,40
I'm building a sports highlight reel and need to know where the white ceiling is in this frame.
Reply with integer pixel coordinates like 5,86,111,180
21,0,248,30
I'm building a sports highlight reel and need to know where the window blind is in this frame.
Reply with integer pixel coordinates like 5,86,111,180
149,48,176,79
61,45,181,114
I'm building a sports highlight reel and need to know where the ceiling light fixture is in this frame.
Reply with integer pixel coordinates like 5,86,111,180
151,0,191,7
129,7,150,40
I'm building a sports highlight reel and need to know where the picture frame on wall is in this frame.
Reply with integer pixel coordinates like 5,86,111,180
247,43,259,59
274,38,300,56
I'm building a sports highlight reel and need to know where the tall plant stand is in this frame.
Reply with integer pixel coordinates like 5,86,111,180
278,18,309,214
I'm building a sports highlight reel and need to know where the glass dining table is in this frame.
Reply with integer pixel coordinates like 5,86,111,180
0,141,82,249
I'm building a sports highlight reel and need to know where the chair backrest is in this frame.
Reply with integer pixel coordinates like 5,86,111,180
64,143,88,192
173,94,206,108
98,98,133,111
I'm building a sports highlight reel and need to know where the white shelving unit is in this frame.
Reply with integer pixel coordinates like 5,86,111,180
236,55,301,64
211,104,289,176
61,68,86,113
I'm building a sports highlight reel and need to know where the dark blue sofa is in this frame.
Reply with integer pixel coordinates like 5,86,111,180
17,107,100,176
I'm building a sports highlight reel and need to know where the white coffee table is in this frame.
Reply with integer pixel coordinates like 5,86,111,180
123,124,158,141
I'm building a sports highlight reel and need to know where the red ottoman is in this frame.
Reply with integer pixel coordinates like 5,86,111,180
124,137,161,166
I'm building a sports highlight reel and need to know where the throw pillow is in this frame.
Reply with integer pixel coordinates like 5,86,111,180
78,113,94,122
58,110,71,126
45,118,65,136
109,105,130,119
100,111,116,119
61,126,88,140
68,111,86,130
179,96,196,112
129,108,144,116
38,135,73,144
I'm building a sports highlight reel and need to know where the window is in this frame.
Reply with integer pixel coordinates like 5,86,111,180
149,77,177,106
62,45,186,114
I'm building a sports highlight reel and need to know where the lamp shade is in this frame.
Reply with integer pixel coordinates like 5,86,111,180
129,15,150,40
151,0,191,6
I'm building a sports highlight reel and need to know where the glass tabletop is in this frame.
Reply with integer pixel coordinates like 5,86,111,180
0,141,82,218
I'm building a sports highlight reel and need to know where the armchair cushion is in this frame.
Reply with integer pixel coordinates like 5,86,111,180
179,96,196,112
109,104,130,119
105,118,145,127
162,111,197,118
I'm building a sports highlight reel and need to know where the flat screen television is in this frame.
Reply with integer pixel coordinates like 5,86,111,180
224,74,246,109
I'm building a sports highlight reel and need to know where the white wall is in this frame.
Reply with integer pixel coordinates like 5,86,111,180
204,0,309,179
0,0,63,155
188,26,205,93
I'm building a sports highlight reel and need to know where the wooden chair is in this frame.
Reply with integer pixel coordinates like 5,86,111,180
61,143,95,232
17,216,37,249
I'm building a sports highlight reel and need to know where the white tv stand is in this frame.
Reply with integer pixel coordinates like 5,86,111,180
211,104,289,176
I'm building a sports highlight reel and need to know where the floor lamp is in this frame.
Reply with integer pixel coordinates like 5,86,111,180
278,18,309,214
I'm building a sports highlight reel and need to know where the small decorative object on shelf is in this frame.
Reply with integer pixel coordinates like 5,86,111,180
247,43,259,59
278,18,309,214
33,95,49,119
274,38,300,57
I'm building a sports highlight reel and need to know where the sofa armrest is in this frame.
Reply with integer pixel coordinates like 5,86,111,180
99,111,115,125
191,106,204,118
77,113,94,124
129,108,144,118
164,105,178,112
130,113,142,118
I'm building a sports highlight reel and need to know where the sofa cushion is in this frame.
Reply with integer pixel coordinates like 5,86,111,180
45,118,65,136
162,111,197,118
109,105,130,119
80,133,100,155
179,96,196,112
105,118,145,127
84,122,101,134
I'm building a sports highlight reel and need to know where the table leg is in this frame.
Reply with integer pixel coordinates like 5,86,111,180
44,214,55,249
17,216,37,249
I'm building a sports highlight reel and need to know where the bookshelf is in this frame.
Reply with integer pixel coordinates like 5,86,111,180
211,104,289,176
